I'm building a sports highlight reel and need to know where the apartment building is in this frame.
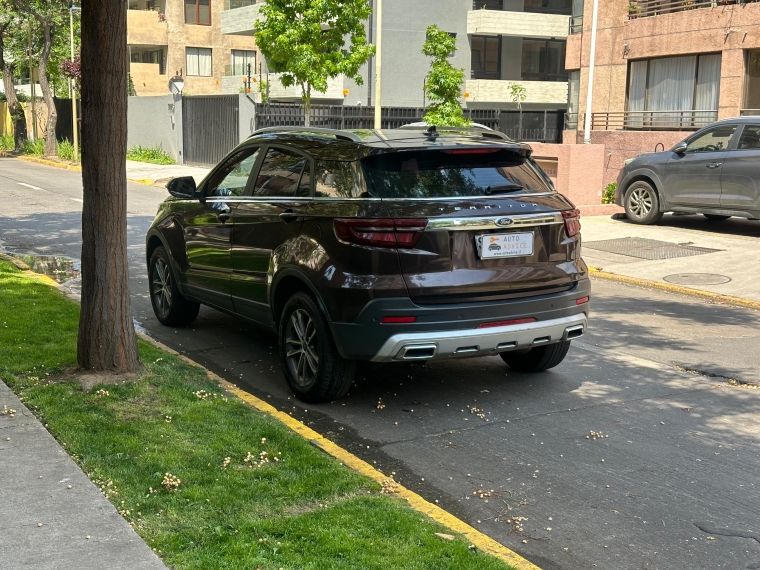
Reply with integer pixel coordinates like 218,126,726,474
564,0,760,181
220,0,578,110
127,0,259,96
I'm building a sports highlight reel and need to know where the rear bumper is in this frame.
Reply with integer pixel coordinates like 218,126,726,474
331,279,590,361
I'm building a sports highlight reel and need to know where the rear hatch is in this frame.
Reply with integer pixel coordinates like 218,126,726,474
361,147,583,304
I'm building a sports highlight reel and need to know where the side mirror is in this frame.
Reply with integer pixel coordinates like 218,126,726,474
672,142,688,155
166,176,197,199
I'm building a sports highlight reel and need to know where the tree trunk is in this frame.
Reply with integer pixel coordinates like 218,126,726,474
77,0,140,373
36,19,58,156
0,24,27,150
302,83,311,127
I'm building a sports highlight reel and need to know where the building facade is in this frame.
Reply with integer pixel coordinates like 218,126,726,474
220,0,577,110
564,0,760,184
127,0,259,96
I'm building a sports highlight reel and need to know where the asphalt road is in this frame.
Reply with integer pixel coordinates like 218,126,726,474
2,158,760,570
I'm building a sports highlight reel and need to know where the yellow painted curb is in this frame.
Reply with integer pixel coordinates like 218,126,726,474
135,331,541,570
11,155,157,187
589,267,760,311
0,252,61,288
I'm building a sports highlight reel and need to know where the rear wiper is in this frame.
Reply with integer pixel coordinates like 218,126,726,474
484,184,523,195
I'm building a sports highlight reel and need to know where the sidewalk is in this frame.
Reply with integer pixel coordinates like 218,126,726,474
125,160,210,185
582,213,760,303
0,381,168,570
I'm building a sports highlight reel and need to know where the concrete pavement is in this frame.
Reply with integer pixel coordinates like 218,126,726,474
125,160,210,185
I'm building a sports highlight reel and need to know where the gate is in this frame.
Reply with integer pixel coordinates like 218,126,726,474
499,110,564,143
182,95,239,166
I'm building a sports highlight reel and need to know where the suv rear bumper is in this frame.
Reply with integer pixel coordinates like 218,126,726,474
331,279,590,362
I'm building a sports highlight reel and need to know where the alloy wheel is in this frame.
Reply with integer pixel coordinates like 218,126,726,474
152,258,173,316
285,309,320,387
628,187,653,219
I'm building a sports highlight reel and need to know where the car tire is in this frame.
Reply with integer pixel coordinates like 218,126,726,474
703,214,731,221
624,181,663,225
149,247,200,327
279,292,356,403
500,341,571,372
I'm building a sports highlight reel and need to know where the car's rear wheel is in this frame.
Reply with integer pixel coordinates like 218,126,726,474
279,292,356,403
149,247,200,327
703,214,731,221
500,341,571,372
624,181,663,225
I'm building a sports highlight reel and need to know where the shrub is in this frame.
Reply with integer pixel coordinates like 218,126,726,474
57,139,77,161
22,138,45,156
126,144,175,165
602,182,617,205
0,134,14,151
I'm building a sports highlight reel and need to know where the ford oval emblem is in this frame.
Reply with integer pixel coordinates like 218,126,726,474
495,217,514,227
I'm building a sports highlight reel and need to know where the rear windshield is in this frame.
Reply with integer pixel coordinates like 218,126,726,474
361,149,553,199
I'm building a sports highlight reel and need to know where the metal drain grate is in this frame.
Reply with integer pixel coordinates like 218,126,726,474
584,237,722,260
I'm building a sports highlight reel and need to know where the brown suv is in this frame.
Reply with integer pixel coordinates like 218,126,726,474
145,126,590,402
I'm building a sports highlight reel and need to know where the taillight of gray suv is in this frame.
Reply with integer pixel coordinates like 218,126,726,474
145,126,590,402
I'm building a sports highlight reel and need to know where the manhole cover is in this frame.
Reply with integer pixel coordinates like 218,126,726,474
663,273,731,285
584,237,722,260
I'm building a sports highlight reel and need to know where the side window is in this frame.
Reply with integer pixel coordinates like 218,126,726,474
206,147,260,197
253,148,310,197
736,125,760,150
685,125,737,153
314,161,360,198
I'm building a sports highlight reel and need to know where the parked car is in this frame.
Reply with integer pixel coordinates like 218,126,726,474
145,126,590,402
616,117,760,224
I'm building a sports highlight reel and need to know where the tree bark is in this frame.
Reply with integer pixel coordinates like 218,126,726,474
0,24,27,150
77,0,140,372
35,18,57,156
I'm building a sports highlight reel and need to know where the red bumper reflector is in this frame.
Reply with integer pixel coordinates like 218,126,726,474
576,296,590,305
477,317,537,329
381,316,416,324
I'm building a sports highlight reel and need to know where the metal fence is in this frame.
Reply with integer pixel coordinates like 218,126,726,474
499,110,565,143
183,95,239,166
53,97,82,144
589,110,717,131
626,0,760,20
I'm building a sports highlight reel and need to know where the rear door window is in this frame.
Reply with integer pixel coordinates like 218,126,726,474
314,161,362,198
736,125,760,150
361,149,553,198
253,147,311,197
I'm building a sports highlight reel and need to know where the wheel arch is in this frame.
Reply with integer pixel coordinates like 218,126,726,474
620,171,665,211
271,268,332,330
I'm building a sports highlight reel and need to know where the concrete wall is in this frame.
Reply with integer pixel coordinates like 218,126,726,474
238,93,257,141
127,95,184,162
467,9,570,38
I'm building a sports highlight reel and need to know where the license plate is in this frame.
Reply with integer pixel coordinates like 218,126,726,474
476,232,534,259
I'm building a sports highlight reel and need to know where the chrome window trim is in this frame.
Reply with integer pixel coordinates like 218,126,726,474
203,197,313,203
426,212,563,231
378,192,556,201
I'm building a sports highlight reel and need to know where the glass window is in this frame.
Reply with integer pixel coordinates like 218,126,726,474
736,125,760,150
254,148,310,198
524,0,572,15
361,149,553,199
207,148,260,197
315,161,361,198
471,36,501,80
186,47,212,76
522,39,567,81
185,0,210,25
231,50,256,76
566,70,580,129
745,50,760,111
472,0,502,9
685,125,737,153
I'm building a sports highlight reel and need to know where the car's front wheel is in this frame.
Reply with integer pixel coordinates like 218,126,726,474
149,247,200,327
500,341,571,372
279,292,356,403
624,181,663,225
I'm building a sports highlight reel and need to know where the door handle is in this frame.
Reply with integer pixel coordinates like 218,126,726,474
279,210,300,223
706,162,722,169
217,211,230,223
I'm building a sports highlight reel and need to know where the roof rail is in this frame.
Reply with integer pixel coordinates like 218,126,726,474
251,126,363,143
397,124,512,142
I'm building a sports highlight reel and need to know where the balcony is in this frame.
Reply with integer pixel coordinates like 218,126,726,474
467,9,570,38
221,0,262,36
740,109,760,116
625,0,755,20
587,110,718,130
258,74,345,101
465,79,568,105
129,62,167,96
127,9,167,45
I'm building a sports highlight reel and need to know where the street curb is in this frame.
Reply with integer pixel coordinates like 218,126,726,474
1,252,539,570
589,267,760,311
3,154,158,187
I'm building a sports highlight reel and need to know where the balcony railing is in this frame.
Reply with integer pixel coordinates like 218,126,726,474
588,110,718,130
740,109,760,116
626,0,746,20
224,0,257,9
569,15,583,33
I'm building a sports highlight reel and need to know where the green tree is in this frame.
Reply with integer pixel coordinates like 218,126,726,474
422,25,469,127
255,0,375,126
0,1,28,150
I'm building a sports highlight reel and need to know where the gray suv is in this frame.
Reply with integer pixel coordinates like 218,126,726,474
616,117,760,224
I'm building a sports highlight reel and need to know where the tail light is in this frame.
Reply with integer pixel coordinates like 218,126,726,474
334,218,428,248
562,209,581,237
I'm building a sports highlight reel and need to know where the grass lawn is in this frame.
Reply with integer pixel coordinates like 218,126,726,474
0,259,515,570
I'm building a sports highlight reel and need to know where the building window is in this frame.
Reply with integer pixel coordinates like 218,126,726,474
627,54,721,128
185,0,210,25
472,0,502,9
186,47,212,76
566,70,580,129
471,36,501,80
524,0,572,15
570,0,583,34
522,39,567,82
745,50,760,113
231,50,256,76
142,49,166,75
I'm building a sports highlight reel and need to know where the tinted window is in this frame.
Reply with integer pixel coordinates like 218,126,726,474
254,148,310,197
206,147,260,197
315,161,361,198
686,125,736,153
361,149,553,199
736,125,760,150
